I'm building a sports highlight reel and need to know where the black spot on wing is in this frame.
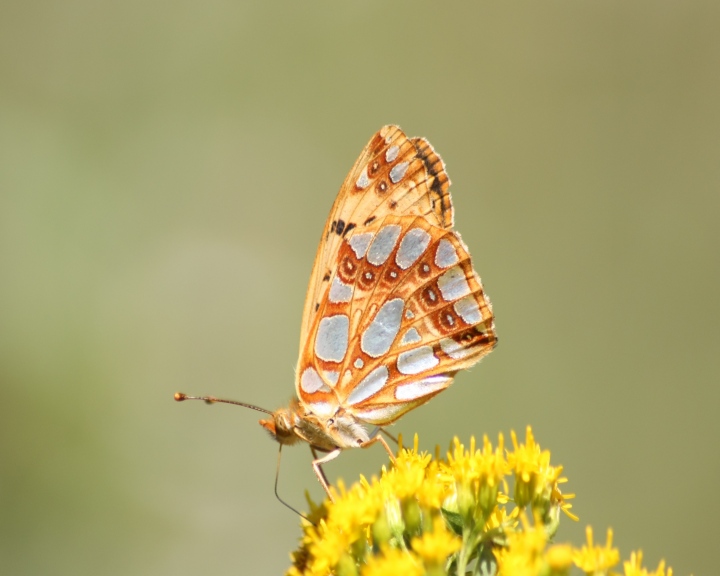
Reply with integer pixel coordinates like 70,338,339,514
331,219,351,237
342,222,356,237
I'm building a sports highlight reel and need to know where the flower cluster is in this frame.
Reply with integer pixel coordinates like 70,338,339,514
287,427,674,576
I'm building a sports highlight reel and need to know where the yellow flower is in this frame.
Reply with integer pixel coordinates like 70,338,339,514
484,504,519,533
301,478,383,575
360,547,423,576
411,516,462,566
495,515,547,576
286,431,682,576
545,544,572,574
572,525,620,575
546,543,574,573
380,444,432,501
507,426,564,514
551,480,579,522
622,550,674,576
444,433,509,517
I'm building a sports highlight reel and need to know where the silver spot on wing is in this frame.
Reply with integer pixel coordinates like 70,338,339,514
347,365,389,405
356,167,370,189
315,314,349,362
348,232,373,259
389,161,409,184
395,375,451,401
440,337,474,360
400,327,422,345
395,228,431,270
435,238,459,268
361,298,404,358
352,404,406,425
397,346,439,375
453,295,482,324
329,276,353,303
300,367,331,393
437,266,471,301
367,225,401,266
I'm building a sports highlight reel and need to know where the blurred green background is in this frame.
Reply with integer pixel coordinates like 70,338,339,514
1,1,718,575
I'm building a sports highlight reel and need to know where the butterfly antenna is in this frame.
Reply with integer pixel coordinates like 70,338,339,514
274,444,312,523
174,392,273,415
175,392,313,523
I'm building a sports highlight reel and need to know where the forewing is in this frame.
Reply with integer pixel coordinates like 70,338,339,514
299,125,454,350
296,215,496,425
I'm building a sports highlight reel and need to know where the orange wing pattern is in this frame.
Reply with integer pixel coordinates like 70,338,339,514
294,126,496,426
299,125,454,350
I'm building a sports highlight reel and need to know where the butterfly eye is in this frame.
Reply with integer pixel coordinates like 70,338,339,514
327,418,335,425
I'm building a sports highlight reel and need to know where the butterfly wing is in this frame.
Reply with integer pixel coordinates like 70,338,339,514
299,125,454,351
297,215,496,424
295,127,496,425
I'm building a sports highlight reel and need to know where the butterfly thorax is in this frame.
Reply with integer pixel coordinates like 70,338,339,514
259,399,370,452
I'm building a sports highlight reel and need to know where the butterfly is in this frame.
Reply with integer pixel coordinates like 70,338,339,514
176,125,497,500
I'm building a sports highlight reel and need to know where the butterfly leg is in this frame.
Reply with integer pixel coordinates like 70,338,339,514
360,433,397,465
368,426,399,446
310,446,332,495
379,428,399,446
311,448,342,501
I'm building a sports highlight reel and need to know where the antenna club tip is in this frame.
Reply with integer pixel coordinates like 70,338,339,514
174,392,187,402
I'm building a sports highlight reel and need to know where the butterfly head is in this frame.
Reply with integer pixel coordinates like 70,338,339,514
259,404,304,447
260,399,370,452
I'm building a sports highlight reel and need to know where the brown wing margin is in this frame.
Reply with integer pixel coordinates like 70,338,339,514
411,137,454,229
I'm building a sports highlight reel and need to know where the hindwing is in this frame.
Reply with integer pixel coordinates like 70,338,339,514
296,215,496,425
